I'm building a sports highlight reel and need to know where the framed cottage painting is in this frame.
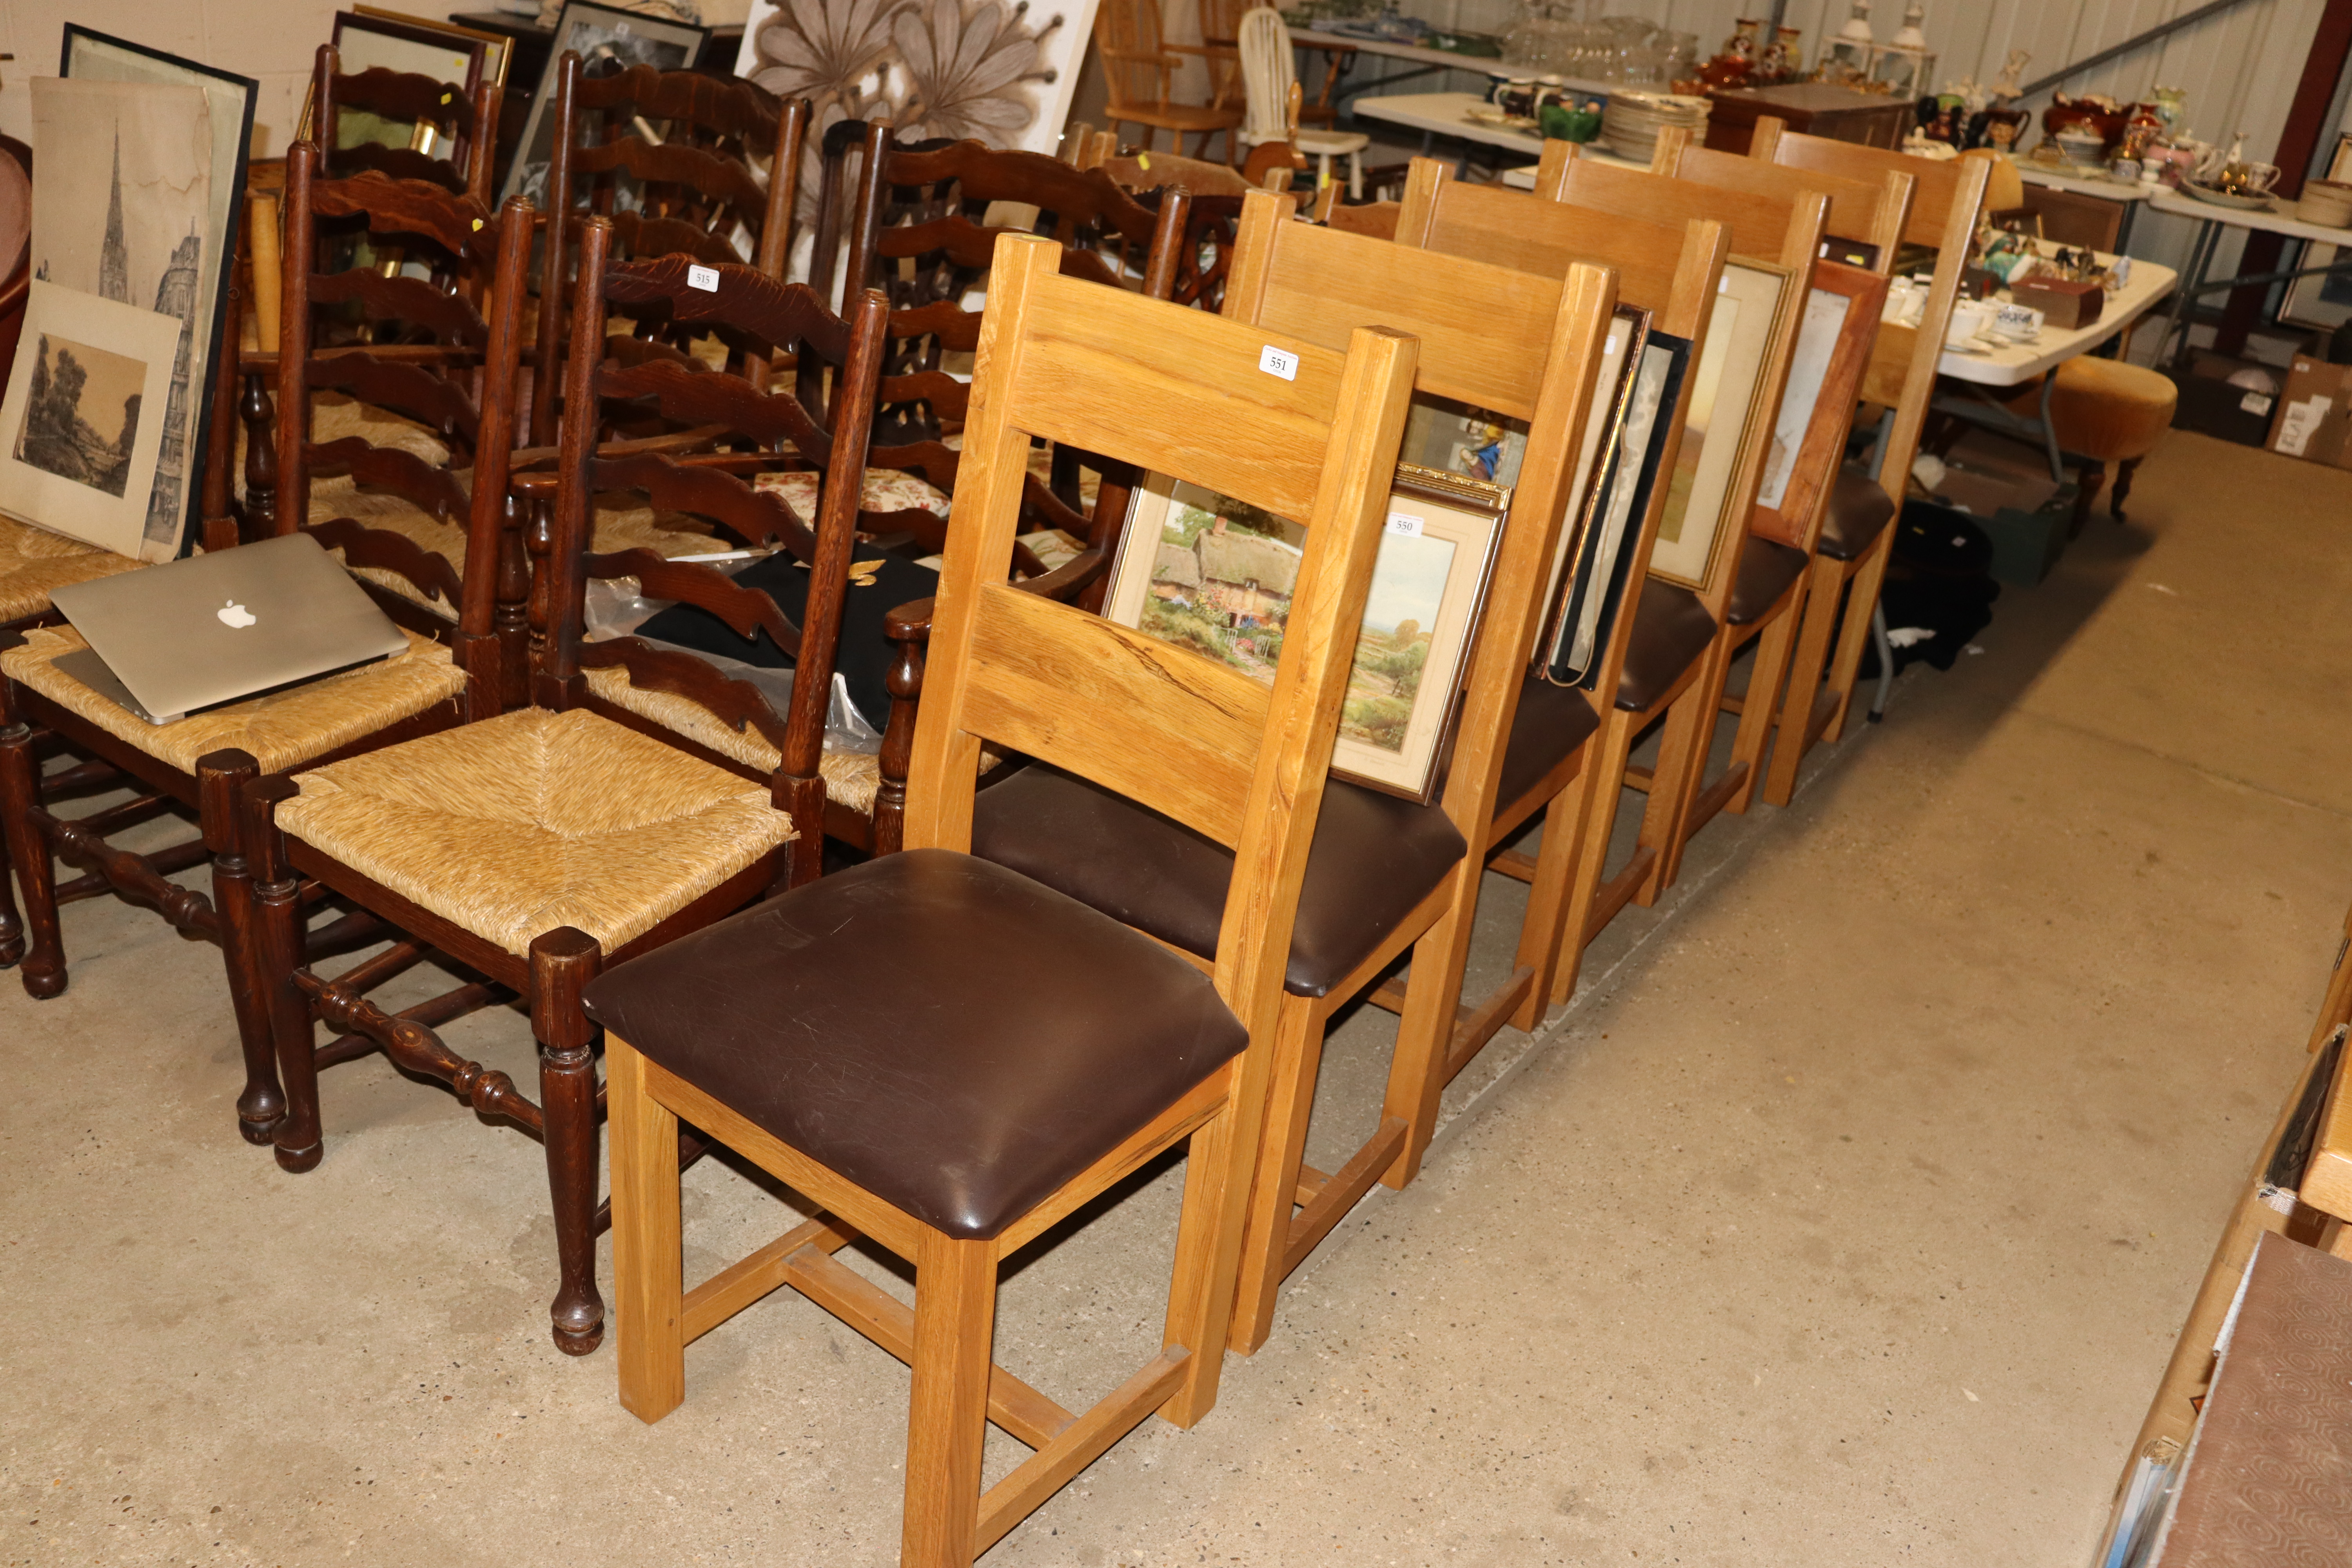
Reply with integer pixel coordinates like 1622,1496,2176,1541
1105,464,1505,802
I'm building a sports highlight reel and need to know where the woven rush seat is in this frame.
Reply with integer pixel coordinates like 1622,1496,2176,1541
0,517,142,622
579,661,888,814
1614,581,1717,712
582,848,1248,1238
276,706,796,957
1725,537,1809,626
2,624,465,774
751,466,949,521
974,762,1466,1000
1815,468,1896,563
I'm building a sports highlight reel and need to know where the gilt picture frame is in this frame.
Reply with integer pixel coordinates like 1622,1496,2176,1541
1105,463,1508,802
1645,258,1794,592
325,10,497,168
1751,261,1888,548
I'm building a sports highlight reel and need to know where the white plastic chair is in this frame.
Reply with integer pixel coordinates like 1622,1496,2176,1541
1237,7,1368,199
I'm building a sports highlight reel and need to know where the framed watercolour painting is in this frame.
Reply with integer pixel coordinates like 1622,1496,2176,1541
0,281,187,558
1542,328,1693,690
58,30,256,561
1105,463,1508,802
1644,258,1794,593
501,2,710,207
1751,261,1887,548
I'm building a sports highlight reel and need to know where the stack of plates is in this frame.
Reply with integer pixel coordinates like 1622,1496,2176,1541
1600,92,1710,165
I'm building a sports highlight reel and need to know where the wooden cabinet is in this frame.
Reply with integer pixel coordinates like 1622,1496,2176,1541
1702,84,1915,157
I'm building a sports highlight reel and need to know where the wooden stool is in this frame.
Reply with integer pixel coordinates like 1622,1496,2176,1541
2006,356,2179,529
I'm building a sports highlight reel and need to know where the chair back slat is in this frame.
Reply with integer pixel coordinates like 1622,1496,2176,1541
313,45,495,201
1650,127,1912,269
1223,190,1619,835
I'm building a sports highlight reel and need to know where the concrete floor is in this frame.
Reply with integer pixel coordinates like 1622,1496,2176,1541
7,430,2352,1567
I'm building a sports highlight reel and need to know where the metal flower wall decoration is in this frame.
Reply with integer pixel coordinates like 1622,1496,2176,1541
749,0,1065,160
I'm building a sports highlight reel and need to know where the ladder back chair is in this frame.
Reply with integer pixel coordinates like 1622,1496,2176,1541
311,42,501,203
1528,141,1826,900
973,190,1619,1348
1749,119,1989,806
242,225,888,1356
1643,127,1909,870
0,146,531,1149
586,231,1417,1566
1394,156,1732,1010
1097,0,1247,163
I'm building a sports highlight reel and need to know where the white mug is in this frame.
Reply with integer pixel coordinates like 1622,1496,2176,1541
1945,300,1996,347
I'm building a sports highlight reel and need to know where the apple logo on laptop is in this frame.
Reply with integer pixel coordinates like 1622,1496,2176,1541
218,599,258,629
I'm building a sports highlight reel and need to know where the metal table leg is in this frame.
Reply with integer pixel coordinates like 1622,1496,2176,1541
2161,218,2219,372
1868,601,1894,723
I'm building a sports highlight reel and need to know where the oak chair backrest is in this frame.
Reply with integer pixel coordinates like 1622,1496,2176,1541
1749,119,1990,503
311,43,499,204
1099,0,1180,116
277,140,532,702
1220,189,1617,840
541,223,889,888
904,232,1417,1031
1529,140,1826,606
1651,125,1913,269
1394,157,1731,628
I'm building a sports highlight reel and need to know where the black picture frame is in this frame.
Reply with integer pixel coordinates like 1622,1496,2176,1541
499,1,711,208
60,26,259,560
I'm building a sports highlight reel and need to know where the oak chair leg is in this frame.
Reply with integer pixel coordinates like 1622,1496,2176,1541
1508,752,1597,1035
1725,599,1804,819
610,1036,685,1424
248,778,324,1173
1763,554,1846,809
0,709,64,999
533,927,607,1356
1384,898,1473,1190
902,1229,998,1568
1230,999,1326,1352
1160,1065,1245,1428
1634,662,1717,904
1822,525,1895,746
1547,708,1637,1009
196,749,281,1146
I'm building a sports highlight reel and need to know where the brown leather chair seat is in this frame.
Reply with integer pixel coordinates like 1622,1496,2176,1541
579,848,1247,1240
1613,581,1716,713
1724,538,1809,626
1815,468,1896,562
973,760,1467,1000
1497,673,1600,808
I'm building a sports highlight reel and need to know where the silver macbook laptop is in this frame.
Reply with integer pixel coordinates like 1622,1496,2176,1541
47,533,412,726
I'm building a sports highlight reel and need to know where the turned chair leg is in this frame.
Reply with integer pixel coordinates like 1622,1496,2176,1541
196,749,282,1146
0,795,21,967
2070,459,2107,538
0,705,65,999
247,777,324,1173
901,1229,998,1568
533,927,607,1356
611,1037,685,1423
2111,455,2141,522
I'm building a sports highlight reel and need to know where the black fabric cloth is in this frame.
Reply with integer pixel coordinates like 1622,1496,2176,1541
1861,502,2001,676
634,551,939,730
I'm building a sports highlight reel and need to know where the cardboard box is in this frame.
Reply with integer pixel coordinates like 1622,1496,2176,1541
2268,356,2352,466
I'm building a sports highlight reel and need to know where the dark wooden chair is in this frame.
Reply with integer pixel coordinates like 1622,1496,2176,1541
969,191,1623,1350
241,222,888,1356
587,231,1417,1565
0,144,530,1151
312,42,499,204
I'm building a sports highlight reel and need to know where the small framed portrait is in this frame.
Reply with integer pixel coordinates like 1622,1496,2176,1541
1751,261,1889,548
1646,257,1797,593
1104,463,1508,802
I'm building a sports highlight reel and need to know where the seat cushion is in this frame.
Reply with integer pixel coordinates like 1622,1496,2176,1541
1815,470,1895,563
3,624,466,775
972,764,1467,1000
276,706,795,957
580,848,1247,1240
1613,581,1715,713
1725,538,1809,626
1495,674,1601,810
2047,356,2178,462
0,517,142,623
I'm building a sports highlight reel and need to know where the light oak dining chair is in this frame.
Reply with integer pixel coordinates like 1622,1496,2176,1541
1528,140,1827,897
1641,128,1911,870
970,189,1622,1347
1748,119,1989,806
589,230,1418,1566
1393,156,1732,1011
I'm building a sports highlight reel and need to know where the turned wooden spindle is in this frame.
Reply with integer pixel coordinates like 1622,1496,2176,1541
531,926,606,1356
197,749,281,1145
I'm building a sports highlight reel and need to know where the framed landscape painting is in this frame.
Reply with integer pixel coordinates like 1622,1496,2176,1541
1645,258,1795,593
1105,463,1508,802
